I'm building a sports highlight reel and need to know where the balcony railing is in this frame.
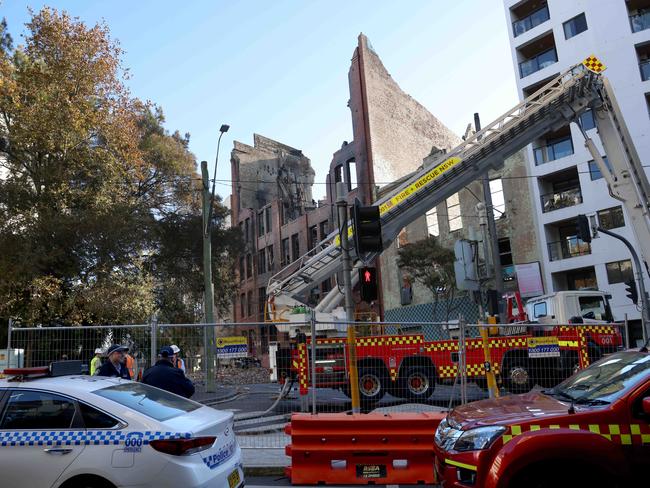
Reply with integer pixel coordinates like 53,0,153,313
519,48,558,78
548,237,591,262
513,5,550,37
541,187,582,213
533,136,574,165
630,10,650,33
640,59,650,81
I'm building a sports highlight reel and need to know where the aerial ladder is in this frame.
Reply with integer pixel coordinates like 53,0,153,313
266,56,650,340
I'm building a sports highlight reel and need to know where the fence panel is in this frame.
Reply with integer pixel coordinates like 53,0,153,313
8,324,153,378
5,319,629,452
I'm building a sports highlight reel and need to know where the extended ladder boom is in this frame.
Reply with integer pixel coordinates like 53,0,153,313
267,60,608,316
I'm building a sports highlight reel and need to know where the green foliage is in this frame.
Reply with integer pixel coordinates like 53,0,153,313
0,8,241,331
397,236,460,320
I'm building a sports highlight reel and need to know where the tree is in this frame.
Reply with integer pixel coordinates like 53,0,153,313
0,8,241,332
397,236,460,321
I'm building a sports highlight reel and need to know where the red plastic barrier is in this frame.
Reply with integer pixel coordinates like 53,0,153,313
285,411,446,485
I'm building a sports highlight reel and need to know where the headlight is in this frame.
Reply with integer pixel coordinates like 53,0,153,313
453,426,506,452
434,417,462,450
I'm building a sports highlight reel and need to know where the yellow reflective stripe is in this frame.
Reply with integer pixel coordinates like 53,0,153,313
511,426,522,436
631,425,641,436
334,156,462,245
609,424,620,435
444,459,477,472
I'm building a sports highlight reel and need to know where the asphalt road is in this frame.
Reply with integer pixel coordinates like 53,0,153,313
217,381,489,416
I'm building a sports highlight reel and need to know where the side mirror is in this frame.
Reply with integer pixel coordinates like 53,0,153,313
643,397,650,416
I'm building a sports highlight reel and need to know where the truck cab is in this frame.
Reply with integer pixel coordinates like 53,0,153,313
525,290,614,325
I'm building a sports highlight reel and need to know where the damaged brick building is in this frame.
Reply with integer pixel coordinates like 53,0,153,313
230,34,542,354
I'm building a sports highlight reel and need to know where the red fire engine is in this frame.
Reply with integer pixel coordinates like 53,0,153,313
281,324,623,404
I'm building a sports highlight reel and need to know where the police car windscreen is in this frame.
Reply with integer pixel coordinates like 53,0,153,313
92,383,201,421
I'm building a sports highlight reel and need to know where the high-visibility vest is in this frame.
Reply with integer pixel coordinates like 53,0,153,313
90,356,101,376
125,354,135,380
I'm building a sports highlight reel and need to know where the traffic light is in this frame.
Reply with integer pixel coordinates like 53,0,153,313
359,267,378,302
625,278,638,305
353,203,382,254
576,214,592,243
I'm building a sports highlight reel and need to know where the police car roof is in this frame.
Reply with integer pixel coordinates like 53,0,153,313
0,374,129,395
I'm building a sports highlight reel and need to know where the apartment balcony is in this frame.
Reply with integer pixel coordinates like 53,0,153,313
641,59,650,81
519,47,557,78
512,3,550,38
631,10,650,33
533,130,574,166
541,187,582,213
628,0,650,32
538,166,582,214
547,237,591,262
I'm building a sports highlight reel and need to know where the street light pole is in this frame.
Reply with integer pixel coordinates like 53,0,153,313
202,124,230,393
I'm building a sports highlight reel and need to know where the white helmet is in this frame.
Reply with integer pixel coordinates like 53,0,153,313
171,345,180,354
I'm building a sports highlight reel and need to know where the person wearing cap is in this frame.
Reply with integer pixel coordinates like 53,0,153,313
90,348,103,376
142,346,195,398
96,344,131,379
170,345,186,373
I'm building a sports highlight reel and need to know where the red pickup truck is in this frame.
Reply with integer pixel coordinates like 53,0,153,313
433,350,650,488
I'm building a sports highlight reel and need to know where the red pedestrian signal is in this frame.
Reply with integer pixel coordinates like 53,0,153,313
359,267,378,303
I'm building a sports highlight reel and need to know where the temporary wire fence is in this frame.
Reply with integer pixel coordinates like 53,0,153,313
5,318,630,449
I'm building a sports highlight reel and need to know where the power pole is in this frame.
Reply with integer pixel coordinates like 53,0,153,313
336,182,361,413
201,160,216,392
475,113,504,322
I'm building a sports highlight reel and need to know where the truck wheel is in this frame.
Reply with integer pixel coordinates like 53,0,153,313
399,365,435,401
357,367,387,404
503,359,533,394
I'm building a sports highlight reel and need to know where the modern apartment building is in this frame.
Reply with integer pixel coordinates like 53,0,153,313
503,0,650,341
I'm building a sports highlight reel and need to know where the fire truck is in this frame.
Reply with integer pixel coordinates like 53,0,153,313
268,56,650,403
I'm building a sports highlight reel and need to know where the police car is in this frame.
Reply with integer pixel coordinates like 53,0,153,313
0,361,244,488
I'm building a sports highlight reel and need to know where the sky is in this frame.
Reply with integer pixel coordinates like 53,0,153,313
2,0,519,201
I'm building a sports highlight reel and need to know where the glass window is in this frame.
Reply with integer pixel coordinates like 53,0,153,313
606,259,633,284
265,207,272,234
246,253,252,278
548,136,574,160
239,257,245,281
533,302,548,318
319,220,329,240
258,250,266,275
553,352,650,405
258,287,266,315
426,208,439,236
512,4,550,37
309,225,318,251
0,390,76,429
257,211,265,237
579,109,596,131
247,290,253,317
498,238,513,266
240,293,245,317
291,233,300,262
578,296,608,320
490,179,505,215
588,156,611,180
598,206,625,230
266,245,274,272
563,13,588,39
281,238,290,267
244,218,250,242
93,383,201,421
446,193,462,231
79,402,120,429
